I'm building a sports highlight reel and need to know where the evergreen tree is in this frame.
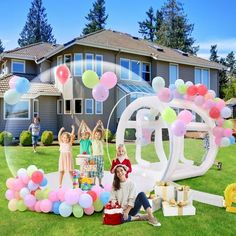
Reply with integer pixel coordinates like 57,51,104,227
18,0,56,47
0,39,4,53
209,45,219,62
82,0,108,35
225,51,236,75
155,0,198,54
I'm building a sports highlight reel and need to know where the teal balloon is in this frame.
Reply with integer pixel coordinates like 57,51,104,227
82,70,99,89
93,199,103,212
4,89,22,105
72,204,84,218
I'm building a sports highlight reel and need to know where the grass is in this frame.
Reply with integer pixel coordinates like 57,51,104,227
1,139,236,236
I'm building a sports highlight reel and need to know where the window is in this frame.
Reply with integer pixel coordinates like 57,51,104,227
64,54,72,70
95,101,103,114
64,100,71,114
57,56,63,66
142,62,151,82
131,60,141,80
11,60,25,73
74,99,83,114
33,99,39,117
85,99,94,114
57,99,63,114
120,58,130,80
85,53,94,70
4,100,30,120
195,68,210,88
95,55,103,77
74,53,83,76
169,64,178,85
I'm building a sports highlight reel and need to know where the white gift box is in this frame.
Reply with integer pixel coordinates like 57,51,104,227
141,196,161,212
76,154,90,165
162,201,196,217
154,182,175,201
176,186,193,205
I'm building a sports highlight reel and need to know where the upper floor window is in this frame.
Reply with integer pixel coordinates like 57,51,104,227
85,53,94,71
64,100,71,114
57,56,63,66
142,62,151,82
95,101,103,114
11,60,25,73
195,68,210,88
120,58,130,80
74,53,83,76
95,55,103,77
169,64,179,85
131,60,141,81
64,54,72,71
85,99,94,114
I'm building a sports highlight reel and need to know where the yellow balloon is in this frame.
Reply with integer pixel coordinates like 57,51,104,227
82,70,99,89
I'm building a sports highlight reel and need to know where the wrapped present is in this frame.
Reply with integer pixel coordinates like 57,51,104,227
141,195,161,212
80,183,92,191
176,185,193,204
76,154,90,165
162,200,196,217
80,177,94,185
83,164,97,172
154,181,175,201
103,201,123,225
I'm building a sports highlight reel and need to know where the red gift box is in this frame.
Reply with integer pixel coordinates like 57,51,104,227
103,201,123,225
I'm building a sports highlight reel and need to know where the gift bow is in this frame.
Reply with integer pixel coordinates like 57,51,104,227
156,181,170,186
168,199,188,215
177,185,190,202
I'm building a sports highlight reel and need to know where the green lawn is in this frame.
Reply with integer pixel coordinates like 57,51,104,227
1,139,236,236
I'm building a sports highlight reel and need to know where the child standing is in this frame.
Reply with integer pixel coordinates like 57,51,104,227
58,125,75,188
90,120,105,187
110,144,132,178
78,120,92,155
28,116,40,153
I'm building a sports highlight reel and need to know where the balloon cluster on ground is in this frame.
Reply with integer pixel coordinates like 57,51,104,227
5,166,111,218
152,77,235,147
4,76,31,105
82,70,117,102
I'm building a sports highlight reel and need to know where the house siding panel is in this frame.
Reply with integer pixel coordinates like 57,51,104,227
179,64,194,82
156,61,169,84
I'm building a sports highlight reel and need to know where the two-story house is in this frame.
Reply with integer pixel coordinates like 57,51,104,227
0,29,225,138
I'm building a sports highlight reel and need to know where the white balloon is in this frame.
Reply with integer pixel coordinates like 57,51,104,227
185,81,193,87
175,79,184,88
152,76,165,92
4,89,22,105
221,107,232,118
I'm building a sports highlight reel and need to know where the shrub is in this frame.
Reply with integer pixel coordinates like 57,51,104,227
41,130,53,146
0,131,13,146
124,128,136,140
20,131,32,146
103,129,113,142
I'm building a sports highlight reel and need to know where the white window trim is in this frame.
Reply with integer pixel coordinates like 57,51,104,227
57,99,63,115
74,53,83,76
4,99,30,120
195,67,210,88
11,59,25,73
131,60,141,81
95,54,103,76
64,99,72,115
33,99,39,117
57,55,63,66
85,53,94,70
74,98,83,114
120,58,130,80
95,101,103,114
141,61,151,82
85,99,94,115
169,63,179,85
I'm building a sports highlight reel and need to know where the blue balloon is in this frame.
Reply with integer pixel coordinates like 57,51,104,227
40,178,48,187
59,202,72,217
99,191,110,206
229,135,236,145
52,201,61,215
15,77,30,94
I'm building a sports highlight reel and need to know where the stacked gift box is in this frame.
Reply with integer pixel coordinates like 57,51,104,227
154,181,196,216
141,192,162,212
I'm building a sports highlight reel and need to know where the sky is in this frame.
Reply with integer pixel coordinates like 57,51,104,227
1,0,236,59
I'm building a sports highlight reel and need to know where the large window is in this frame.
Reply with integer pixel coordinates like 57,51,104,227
142,62,151,82
85,99,94,114
64,54,72,70
57,99,63,115
120,58,130,80
33,99,39,117
57,56,63,66
11,60,25,73
169,64,179,85
95,55,103,77
4,100,30,120
74,53,83,76
95,101,103,114
85,54,94,71
195,68,210,88
131,60,141,81
74,99,83,114
64,100,71,114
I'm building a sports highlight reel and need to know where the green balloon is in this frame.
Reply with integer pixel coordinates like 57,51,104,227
43,188,50,199
73,204,84,218
82,70,99,89
222,120,233,129
161,107,177,124
35,190,44,200
17,200,27,212
93,199,103,212
177,84,187,94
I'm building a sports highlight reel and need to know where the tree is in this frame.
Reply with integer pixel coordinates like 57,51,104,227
209,45,219,62
0,39,4,53
155,0,198,54
18,0,56,47
225,51,236,75
82,0,108,35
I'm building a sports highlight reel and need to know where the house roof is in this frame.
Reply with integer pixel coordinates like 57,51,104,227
0,42,60,61
226,98,236,106
39,29,226,70
0,75,61,98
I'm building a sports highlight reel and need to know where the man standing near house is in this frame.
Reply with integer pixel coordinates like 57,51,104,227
28,117,41,153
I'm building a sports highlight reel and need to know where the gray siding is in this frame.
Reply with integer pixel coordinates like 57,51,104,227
179,64,195,82
210,69,219,96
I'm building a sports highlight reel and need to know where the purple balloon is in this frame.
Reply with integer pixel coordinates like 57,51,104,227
24,194,36,208
100,72,117,89
92,84,109,102
65,189,80,205
171,120,186,136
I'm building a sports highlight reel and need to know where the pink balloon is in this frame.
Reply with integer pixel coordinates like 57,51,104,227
100,72,117,89
5,189,15,200
158,88,171,102
56,65,70,85
92,84,109,102
48,190,59,202
24,194,36,208
203,100,215,110
103,183,112,192
91,185,103,197
19,173,30,185
84,206,95,215
57,188,67,202
215,137,222,146
178,110,193,124
194,95,205,106
216,118,224,126
65,189,80,205
14,191,20,200
171,120,186,136
223,128,232,137
35,201,42,212
40,199,52,213
13,178,25,191
75,188,83,197
212,127,224,137
9,76,19,89
6,178,15,190
215,99,225,111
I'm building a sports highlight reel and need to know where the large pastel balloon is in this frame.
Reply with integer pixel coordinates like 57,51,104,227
78,193,93,209
20,187,30,198
171,120,186,136
8,199,18,211
221,107,232,119
15,77,30,94
100,72,117,89
158,88,171,102
40,199,52,213
65,189,79,205
48,190,59,202
91,185,103,197
161,107,177,124
28,180,39,191
82,70,99,89
93,199,104,212
34,201,42,212
35,189,44,200
194,95,205,106
24,194,36,208
99,191,110,206
84,206,95,215
13,178,24,191
222,120,233,129
224,128,232,137
52,201,61,214
185,81,193,87
178,110,193,124
87,190,98,202
212,127,224,137
9,76,19,89
5,189,15,200
39,178,48,187
59,202,72,217
152,76,165,92
73,204,84,218
209,107,220,119
4,89,22,105
56,65,70,85
92,84,109,102
17,168,27,178
31,171,44,184
17,199,27,211
229,136,236,145
6,178,15,190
